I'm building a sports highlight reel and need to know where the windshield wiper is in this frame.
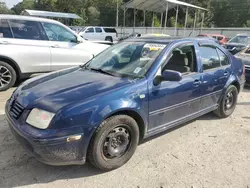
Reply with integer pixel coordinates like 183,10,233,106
88,67,116,77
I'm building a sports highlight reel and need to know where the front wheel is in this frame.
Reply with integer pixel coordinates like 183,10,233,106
87,115,139,171
214,85,238,118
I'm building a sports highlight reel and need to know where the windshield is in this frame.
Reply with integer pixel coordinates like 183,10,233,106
85,42,167,78
229,36,250,44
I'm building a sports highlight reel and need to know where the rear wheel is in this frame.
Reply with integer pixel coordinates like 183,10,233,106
87,115,139,171
105,36,113,42
214,85,238,118
0,61,17,92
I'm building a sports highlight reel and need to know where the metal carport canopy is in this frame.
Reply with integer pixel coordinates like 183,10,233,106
124,0,208,13
22,9,82,19
122,0,208,36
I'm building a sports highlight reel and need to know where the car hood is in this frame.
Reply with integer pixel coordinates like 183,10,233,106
15,67,131,112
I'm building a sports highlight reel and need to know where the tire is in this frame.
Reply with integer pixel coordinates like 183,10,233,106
87,115,139,171
213,85,238,118
0,61,17,92
105,36,113,42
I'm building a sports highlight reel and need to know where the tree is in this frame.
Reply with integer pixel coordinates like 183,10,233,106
0,2,13,14
87,6,100,25
11,0,35,14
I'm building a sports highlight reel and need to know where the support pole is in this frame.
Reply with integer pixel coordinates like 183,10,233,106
174,5,179,36
184,7,188,37
200,12,205,34
133,8,136,32
192,10,197,37
123,8,126,27
160,12,163,28
116,0,119,27
164,2,169,34
143,10,146,27
152,12,154,33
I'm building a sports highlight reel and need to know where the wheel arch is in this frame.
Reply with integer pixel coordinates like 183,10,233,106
0,56,21,80
105,110,146,142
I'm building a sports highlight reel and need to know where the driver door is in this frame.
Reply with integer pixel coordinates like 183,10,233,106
42,22,92,71
148,42,202,132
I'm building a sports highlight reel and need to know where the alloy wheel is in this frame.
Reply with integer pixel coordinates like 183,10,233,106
0,66,12,88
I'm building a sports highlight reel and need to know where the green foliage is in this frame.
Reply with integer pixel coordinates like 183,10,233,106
0,2,14,14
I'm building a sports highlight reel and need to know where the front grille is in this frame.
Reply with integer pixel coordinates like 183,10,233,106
10,100,24,119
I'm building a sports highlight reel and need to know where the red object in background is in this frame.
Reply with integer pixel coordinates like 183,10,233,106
198,34,228,45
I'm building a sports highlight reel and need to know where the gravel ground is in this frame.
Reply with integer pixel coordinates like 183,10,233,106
0,87,250,188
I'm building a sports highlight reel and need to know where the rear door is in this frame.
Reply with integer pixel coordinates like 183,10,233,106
0,19,51,73
198,45,232,109
42,22,93,71
94,27,104,40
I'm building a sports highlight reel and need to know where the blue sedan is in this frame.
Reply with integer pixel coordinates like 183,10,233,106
6,37,245,170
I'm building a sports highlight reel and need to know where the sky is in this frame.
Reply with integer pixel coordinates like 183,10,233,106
1,0,22,8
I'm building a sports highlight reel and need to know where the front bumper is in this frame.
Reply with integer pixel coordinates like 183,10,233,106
5,102,86,166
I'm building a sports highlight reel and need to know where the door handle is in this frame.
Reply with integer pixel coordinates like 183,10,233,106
193,80,201,86
0,41,10,45
51,44,60,48
224,71,229,76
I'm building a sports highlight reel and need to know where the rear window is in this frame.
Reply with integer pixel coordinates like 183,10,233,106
103,28,117,33
0,19,13,38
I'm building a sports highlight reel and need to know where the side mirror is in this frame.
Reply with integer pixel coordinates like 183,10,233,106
154,70,182,85
76,35,83,43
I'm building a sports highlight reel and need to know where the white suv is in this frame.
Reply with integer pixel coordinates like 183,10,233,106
0,15,109,91
79,27,118,42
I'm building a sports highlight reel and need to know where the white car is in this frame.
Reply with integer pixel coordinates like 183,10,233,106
79,27,118,42
0,15,109,91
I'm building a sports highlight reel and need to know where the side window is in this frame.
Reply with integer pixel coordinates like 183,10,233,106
103,28,117,33
163,44,197,73
199,46,220,71
9,19,45,40
217,36,223,41
217,49,229,66
42,22,76,42
0,19,13,38
85,27,94,33
95,27,102,33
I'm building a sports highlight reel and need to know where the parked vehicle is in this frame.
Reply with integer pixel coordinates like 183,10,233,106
6,37,245,171
235,47,250,84
0,15,109,91
223,34,250,55
119,32,141,41
78,27,118,42
69,26,83,33
198,34,227,45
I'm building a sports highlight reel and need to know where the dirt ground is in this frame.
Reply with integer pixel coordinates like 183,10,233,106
0,87,250,188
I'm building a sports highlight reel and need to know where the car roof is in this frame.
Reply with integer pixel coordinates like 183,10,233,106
126,36,218,45
0,14,63,25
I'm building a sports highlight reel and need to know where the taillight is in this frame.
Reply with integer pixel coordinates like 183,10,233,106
243,65,246,76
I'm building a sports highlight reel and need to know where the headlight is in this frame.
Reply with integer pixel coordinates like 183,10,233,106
26,108,55,129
